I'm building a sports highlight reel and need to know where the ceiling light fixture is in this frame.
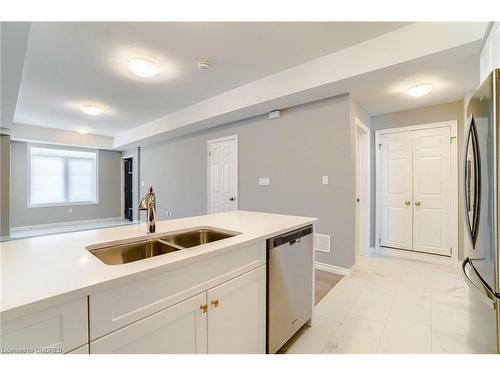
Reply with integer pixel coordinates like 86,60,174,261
197,61,211,70
80,104,103,116
76,129,88,135
127,57,160,78
407,83,434,97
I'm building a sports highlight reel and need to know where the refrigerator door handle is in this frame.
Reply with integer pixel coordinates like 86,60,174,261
461,258,497,310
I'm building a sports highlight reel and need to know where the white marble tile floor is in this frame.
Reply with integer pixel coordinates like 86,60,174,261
281,254,496,354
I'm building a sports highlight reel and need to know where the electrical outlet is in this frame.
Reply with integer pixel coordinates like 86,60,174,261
166,210,173,217
259,177,271,186
141,181,145,187
322,176,329,185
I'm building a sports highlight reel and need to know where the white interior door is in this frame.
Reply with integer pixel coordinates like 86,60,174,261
412,127,451,256
208,136,237,214
380,131,413,250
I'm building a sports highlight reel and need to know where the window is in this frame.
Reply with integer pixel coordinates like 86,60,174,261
29,145,98,206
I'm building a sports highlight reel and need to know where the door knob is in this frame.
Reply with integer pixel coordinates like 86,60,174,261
229,197,235,202
405,201,411,206
415,201,421,206
200,304,208,313
210,299,219,308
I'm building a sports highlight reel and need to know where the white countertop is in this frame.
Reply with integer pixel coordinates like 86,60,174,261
0,211,316,319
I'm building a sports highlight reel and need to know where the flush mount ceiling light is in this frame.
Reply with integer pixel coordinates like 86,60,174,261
80,104,103,116
407,83,434,97
76,129,88,135
127,57,160,78
197,61,211,70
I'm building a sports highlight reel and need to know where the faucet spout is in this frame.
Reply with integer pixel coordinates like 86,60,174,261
138,186,156,233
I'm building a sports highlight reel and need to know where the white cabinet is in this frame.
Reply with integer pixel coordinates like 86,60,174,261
207,265,266,354
480,23,500,81
89,265,266,354
0,298,88,354
89,242,265,339
90,293,207,354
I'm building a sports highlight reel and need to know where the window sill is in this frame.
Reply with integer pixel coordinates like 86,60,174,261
28,201,99,208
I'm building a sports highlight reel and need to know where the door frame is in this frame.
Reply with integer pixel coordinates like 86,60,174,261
355,118,371,257
206,135,239,214
375,120,459,265
120,155,134,221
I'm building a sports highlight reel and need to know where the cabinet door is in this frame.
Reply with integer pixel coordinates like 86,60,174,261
0,298,88,354
90,293,207,354
412,126,451,255
379,131,413,250
207,265,266,354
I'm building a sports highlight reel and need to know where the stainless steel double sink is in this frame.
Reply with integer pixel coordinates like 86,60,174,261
87,228,238,265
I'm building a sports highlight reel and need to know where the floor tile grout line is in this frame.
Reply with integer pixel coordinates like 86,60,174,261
319,262,376,353
373,264,403,354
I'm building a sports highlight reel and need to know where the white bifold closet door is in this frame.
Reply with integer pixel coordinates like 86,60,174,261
412,127,451,256
380,131,413,251
380,126,451,256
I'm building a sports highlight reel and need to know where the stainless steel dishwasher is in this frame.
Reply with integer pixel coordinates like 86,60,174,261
267,225,314,353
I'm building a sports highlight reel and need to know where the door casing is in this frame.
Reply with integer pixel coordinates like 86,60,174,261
355,119,371,257
375,121,459,265
120,155,134,221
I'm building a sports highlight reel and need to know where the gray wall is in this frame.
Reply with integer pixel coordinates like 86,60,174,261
140,95,356,269
369,100,464,257
10,141,122,227
0,134,10,237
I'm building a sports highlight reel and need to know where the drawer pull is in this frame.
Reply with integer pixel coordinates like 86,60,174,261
200,304,208,313
211,299,219,308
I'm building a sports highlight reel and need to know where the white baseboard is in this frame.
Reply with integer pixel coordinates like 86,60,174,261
369,247,376,255
11,216,125,232
376,246,454,266
315,261,355,277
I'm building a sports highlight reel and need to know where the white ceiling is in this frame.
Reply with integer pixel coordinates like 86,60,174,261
14,22,411,136
343,40,482,115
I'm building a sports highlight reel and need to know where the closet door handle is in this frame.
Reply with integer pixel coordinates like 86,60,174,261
405,201,411,206
415,201,421,206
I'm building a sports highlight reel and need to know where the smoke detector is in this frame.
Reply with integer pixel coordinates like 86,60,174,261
197,61,211,70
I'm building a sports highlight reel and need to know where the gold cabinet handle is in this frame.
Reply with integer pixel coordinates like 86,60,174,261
405,201,411,206
415,201,421,206
210,299,219,308
200,304,208,313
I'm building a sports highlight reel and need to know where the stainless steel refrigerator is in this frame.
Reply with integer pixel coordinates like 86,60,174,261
461,68,500,353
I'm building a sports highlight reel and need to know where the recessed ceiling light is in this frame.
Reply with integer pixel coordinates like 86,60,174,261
80,104,103,116
197,61,211,70
407,83,433,97
76,129,88,135
127,57,160,78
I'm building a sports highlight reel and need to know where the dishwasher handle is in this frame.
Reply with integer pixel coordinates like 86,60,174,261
269,226,312,248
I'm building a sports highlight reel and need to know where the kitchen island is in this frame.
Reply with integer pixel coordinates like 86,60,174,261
0,211,317,354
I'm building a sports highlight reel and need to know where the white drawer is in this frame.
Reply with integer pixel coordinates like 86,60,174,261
0,298,88,354
89,242,265,339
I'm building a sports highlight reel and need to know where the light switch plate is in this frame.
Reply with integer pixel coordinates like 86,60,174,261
322,175,329,185
259,177,271,186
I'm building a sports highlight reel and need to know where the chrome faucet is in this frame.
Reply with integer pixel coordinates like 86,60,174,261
138,186,156,233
